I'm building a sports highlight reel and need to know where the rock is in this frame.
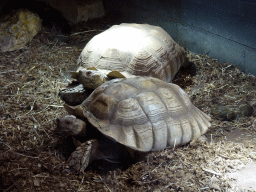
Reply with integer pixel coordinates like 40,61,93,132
1,1,71,34
33,179,40,187
211,103,253,121
0,9,41,52
238,103,254,117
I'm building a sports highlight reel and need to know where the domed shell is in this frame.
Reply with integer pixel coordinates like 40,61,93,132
71,77,211,152
77,23,187,82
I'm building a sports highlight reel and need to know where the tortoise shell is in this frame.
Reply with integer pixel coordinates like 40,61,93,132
65,76,211,152
77,23,188,82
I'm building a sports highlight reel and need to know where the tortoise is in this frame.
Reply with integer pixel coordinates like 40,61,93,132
57,76,211,173
71,23,189,89
59,23,190,105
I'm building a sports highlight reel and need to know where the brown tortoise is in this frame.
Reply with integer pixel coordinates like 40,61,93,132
57,77,211,173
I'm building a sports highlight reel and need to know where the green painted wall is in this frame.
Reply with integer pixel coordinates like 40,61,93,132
104,0,256,75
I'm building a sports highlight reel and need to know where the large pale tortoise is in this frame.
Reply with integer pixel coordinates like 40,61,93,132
75,23,188,88
57,76,211,173
60,23,190,105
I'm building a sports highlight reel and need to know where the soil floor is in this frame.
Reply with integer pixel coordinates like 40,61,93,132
0,14,256,192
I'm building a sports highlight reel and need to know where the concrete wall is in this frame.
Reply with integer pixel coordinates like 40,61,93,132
104,0,256,75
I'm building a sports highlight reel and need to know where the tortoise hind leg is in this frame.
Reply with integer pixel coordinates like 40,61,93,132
68,139,99,173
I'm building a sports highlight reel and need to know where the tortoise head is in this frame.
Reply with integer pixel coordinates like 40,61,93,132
57,115,86,136
71,69,107,90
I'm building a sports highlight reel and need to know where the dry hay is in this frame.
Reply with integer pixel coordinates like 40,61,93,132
0,24,256,192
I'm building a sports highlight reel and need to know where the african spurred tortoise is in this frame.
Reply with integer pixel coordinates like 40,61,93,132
57,76,211,173
74,23,189,89
60,23,190,105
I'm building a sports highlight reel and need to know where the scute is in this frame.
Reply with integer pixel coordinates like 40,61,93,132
77,23,187,83
86,93,117,120
136,91,168,123
110,98,148,126
122,77,159,91
157,87,188,116
78,76,211,152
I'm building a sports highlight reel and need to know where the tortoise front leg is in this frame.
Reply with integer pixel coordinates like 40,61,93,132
68,139,99,173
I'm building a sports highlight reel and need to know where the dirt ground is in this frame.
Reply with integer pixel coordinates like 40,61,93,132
0,16,256,191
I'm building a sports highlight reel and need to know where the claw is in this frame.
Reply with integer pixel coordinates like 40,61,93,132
68,139,99,173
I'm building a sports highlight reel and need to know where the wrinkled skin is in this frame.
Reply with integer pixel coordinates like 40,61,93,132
57,115,134,173
57,115,86,136
70,67,131,90
74,69,107,89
